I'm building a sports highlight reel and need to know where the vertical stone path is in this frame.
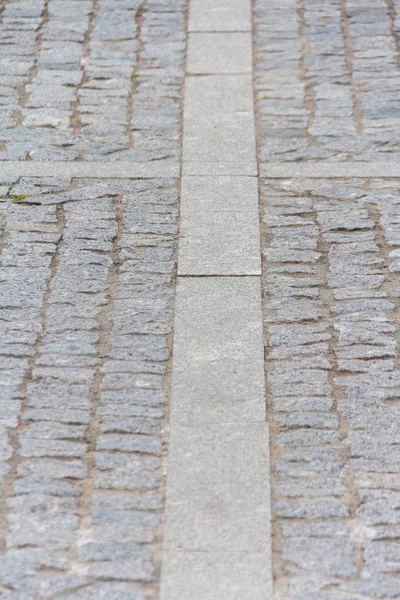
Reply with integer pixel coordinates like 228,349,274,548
159,0,273,598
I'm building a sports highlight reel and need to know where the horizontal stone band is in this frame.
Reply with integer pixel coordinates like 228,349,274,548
2,161,399,180
0,160,180,179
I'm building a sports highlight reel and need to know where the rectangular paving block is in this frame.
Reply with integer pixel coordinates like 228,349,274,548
178,210,261,275
181,174,258,211
169,276,266,423
178,176,261,275
189,0,251,32
259,162,400,178
183,75,256,164
164,421,271,552
2,161,400,180
187,32,252,74
160,551,272,600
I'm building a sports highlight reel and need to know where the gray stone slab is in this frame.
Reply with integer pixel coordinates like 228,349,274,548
171,359,266,423
259,162,400,178
170,276,266,423
0,160,180,179
183,75,256,164
187,33,252,74
181,175,258,210
160,551,272,600
182,122,255,164
163,421,271,551
189,0,251,32
178,211,261,275
178,176,261,275
183,75,254,119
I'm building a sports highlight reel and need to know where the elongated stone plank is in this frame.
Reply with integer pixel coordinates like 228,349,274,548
160,278,272,598
0,160,180,179
161,551,272,600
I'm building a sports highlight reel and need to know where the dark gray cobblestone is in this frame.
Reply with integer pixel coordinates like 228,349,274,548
253,0,400,162
261,177,400,599
0,176,178,598
0,0,186,161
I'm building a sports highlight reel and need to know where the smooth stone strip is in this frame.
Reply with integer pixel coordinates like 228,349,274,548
178,176,261,275
188,0,251,32
160,277,272,599
0,160,180,179
2,161,398,180
182,75,256,164
161,552,272,600
260,161,400,178
187,32,252,74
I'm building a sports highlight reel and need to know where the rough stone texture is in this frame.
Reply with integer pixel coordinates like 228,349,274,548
261,177,400,599
0,175,179,598
0,0,186,592
0,0,186,161
254,4,400,596
253,0,400,162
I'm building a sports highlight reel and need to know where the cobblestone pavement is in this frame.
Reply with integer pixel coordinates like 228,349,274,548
254,0,400,162
253,2,400,597
261,177,400,599
0,0,185,161
0,174,179,598
2,0,400,598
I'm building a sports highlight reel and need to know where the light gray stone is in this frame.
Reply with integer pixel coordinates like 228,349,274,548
178,176,260,275
189,0,251,32
183,75,256,163
169,277,266,424
182,161,258,176
0,161,180,179
160,551,272,600
259,162,400,178
162,273,272,594
164,421,271,552
187,33,252,74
